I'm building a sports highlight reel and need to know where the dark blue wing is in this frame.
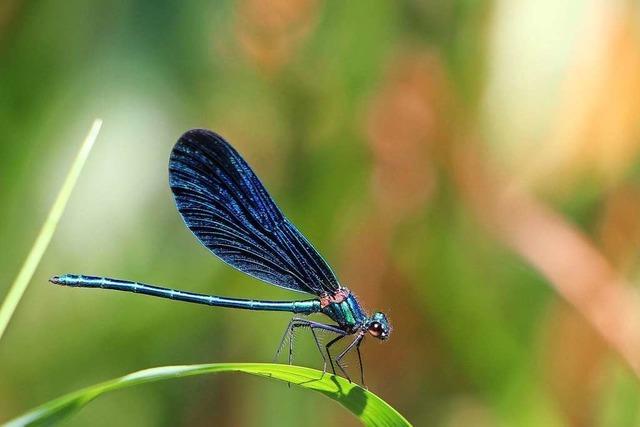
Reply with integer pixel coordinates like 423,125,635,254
168,129,340,295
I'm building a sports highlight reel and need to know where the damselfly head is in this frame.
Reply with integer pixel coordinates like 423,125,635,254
366,312,391,340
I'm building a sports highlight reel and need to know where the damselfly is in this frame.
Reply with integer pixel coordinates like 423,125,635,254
51,129,391,384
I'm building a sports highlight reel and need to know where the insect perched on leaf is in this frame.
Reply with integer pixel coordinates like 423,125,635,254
51,129,391,384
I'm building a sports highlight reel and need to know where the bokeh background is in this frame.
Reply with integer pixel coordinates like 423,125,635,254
2,1,640,426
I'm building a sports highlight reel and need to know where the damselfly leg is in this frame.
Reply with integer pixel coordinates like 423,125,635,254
356,339,365,387
331,332,366,386
275,318,347,374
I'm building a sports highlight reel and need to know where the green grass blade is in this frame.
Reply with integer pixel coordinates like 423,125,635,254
3,363,411,427
0,119,103,342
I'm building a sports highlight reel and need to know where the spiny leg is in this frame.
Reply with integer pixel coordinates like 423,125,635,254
288,323,295,366
300,320,347,372
335,333,365,383
274,318,301,388
284,320,302,366
274,318,297,362
356,340,365,388
308,326,326,373
286,321,324,367
275,318,346,372
326,334,347,377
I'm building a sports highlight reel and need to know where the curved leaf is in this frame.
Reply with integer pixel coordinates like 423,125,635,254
3,363,411,427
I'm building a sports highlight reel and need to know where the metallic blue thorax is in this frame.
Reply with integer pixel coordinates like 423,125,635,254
321,293,368,332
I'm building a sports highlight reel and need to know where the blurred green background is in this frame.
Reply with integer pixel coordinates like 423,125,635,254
3,0,640,426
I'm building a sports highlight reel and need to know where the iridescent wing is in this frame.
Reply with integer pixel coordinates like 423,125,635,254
169,129,340,295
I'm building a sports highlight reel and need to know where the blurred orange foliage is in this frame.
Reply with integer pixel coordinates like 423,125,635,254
235,0,320,73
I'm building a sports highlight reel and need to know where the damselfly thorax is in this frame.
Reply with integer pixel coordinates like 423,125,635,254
320,288,366,332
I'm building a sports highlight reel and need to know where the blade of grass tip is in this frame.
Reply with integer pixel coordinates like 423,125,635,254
0,119,103,343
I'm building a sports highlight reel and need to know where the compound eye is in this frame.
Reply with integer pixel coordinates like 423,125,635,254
368,322,382,337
